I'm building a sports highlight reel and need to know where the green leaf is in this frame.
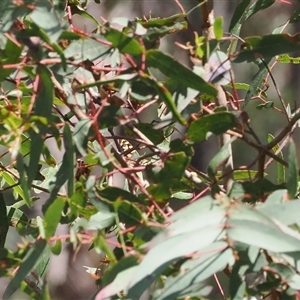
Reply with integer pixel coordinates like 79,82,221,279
7,205,29,233
75,73,138,90
101,256,138,286
169,139,194,157
97,104,124,129
86,210,115,230
0,193,8,248
0,1,31,32
127,225,225,298
146,50,217,95
228,203,300,252
208,138,233,178
142,21,187,47
146,152,190,201
43,197,65,239
141,76,187,125
186,112,238,143
214,16,223,40
104,27,143,55
42,125,75,213
3,239,48,300
263,189,287,204
129,228,225,299
86,176,112,213
137,13,186,28
256,101,274,109
133,123,164,145
0,38,23,81
229,0,276,54
64,124,75,197
73,119,93,157
33,242,51,280
230,264,246,299
245,0,275,20
147,196,224,248
64,37,110,62
162,80,200,122
28,65,54,188
70,3,101,26
259,198,300,226
227,82,250,90
50,239,62,255
244,58,270,107
287,139,298,199
96,266,139,299
229,0,252,33
116,201,144,227
231,170,259,180
268,133,285,184
277,54,300,64
2,171,25,200
234,33,300,63
236,178,284,203
229,0,252,53
96,186,143,204
16,154,31,207
154,244,232,300
29,0,63,42
171,191,193,200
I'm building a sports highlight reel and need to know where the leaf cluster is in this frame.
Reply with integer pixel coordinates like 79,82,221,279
1,0,300,299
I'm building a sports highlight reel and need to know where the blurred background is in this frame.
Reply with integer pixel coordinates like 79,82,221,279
1,1,300,299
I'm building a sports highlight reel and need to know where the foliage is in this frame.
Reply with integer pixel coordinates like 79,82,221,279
1,0,300,299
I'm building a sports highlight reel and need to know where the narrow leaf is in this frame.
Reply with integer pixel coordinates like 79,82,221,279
28,65,53,188
0,193,8,248
186,112,238,142
245,0,275,20
43,197,65,239
287,139,298,199
97,186,142,204
244,58,270,107
138,13,186,27
229,0,252,33
104,27,143,55
277,54,300,64
29,0,63,42
73,119,93,157
64,37,110,62
208,139,232,178
146,50,217,95
16,154,31,207
96,266,139,300
128,227,225,299
260,199,300,226
234,33,300,63
0,38,23,81
141,76,187,125
268,133,285,184
214,16,223,40
228,203,300,252
155,245,232,300
2,171,25,200
3,239,47,300
42,125,75,213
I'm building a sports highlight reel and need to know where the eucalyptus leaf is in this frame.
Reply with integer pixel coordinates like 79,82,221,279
186,112,238,143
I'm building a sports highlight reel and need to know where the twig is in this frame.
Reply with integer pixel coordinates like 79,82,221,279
266,110,300,150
